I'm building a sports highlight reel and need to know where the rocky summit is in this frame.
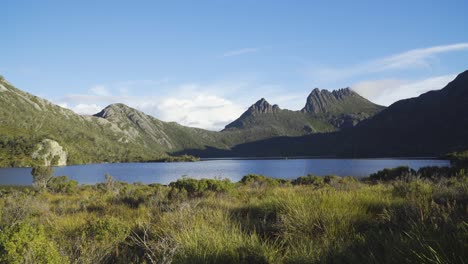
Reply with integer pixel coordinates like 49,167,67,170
301,88,384,115
224,88,384,134
248,98,281,114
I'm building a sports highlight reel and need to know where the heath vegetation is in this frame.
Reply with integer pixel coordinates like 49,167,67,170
0,166,466,264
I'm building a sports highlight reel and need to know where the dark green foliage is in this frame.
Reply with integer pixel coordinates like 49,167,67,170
0,136,39,167
368,165,467,183
292,174,324,186
31,165,54,190
240,174,289,187
447,150,468,168
48,176,78,193
152,154,200,162
169,177,234,197
368,166,416,182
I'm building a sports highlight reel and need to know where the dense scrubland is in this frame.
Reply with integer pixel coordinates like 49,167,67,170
0,165,467,264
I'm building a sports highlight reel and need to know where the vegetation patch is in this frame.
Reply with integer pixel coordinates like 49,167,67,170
0,166,466,263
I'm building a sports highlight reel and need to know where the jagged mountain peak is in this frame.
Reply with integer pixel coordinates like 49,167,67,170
223,98,282,130
94,103,142,119
302,87,382,114
249,98,280,114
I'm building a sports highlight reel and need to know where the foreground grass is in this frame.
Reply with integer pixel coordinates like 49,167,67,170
0,172,467,263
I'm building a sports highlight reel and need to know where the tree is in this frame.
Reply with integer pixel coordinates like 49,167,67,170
31,165,54,190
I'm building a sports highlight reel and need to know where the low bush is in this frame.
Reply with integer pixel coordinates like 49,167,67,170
240,174,289,187
169,177,234,197
0,223,65,264
368,166,416,182
292,174,324,186
48,176,78,194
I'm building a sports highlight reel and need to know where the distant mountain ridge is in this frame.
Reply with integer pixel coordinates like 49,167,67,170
302,88,383,114
0,71,466,166
224,87,384,135
214,70,468,158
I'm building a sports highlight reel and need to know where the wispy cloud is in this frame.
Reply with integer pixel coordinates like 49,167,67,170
307,43,468,82
221,48,260,58
378,43,468,70
352,74,456,106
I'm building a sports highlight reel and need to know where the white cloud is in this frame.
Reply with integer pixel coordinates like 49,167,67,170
307,43,468,82
379,43,468,70
71,103,104,115
54,82,251,131
221,48,260,58
352,74,456,106
155,95,245,130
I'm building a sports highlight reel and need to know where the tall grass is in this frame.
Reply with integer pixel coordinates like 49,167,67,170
0,171,466,263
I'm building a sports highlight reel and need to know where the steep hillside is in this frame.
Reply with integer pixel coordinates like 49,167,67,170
94,103,231,152
219,70,468,157
0,76,167,166
346,69,468,156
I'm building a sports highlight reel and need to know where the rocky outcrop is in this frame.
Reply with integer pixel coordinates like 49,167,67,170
31,139,68,166
224,98,282,130
302,87,386,116
248,98,281,114
95,103,178,150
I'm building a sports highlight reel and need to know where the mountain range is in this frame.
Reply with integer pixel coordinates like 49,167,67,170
0,70,467,167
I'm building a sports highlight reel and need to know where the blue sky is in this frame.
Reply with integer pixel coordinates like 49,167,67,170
2,0,468,130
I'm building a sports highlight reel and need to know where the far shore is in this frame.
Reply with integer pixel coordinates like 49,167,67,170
200,156,447,161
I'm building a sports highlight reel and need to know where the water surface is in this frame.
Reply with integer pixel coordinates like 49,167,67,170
0,159,450,185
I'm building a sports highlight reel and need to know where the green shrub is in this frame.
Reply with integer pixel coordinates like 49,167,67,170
368,166,416,182
169,177,234,197
48,176,78,193
67,217,129,263
0,223,65,264
240,174,288,187
31,165,54,190
292,174,324,186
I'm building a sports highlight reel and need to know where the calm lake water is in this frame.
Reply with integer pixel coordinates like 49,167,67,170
0,159,451,185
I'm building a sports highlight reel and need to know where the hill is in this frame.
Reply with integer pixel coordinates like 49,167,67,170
223,88,384,138
219,70,468,157
3,70,464,165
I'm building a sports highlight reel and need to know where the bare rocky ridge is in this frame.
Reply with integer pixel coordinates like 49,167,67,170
248,98,281,114
301,88,384,114
224,88,385,133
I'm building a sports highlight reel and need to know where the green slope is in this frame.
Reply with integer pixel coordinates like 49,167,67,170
0,76,167,166
0,75,389,166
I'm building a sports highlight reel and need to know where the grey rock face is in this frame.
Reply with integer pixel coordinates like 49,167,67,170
31,139,68,166
302,88,357,114
248,98,280,114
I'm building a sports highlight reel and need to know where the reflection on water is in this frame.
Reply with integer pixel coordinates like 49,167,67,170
0,159,451,185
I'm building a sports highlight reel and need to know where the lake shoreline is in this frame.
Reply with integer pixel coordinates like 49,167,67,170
0,158,452,186
200,156,447,161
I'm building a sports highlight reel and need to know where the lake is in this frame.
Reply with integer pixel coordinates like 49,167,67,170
0,158,451,185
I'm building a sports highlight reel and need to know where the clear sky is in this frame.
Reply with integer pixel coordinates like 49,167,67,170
2,0,468,130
